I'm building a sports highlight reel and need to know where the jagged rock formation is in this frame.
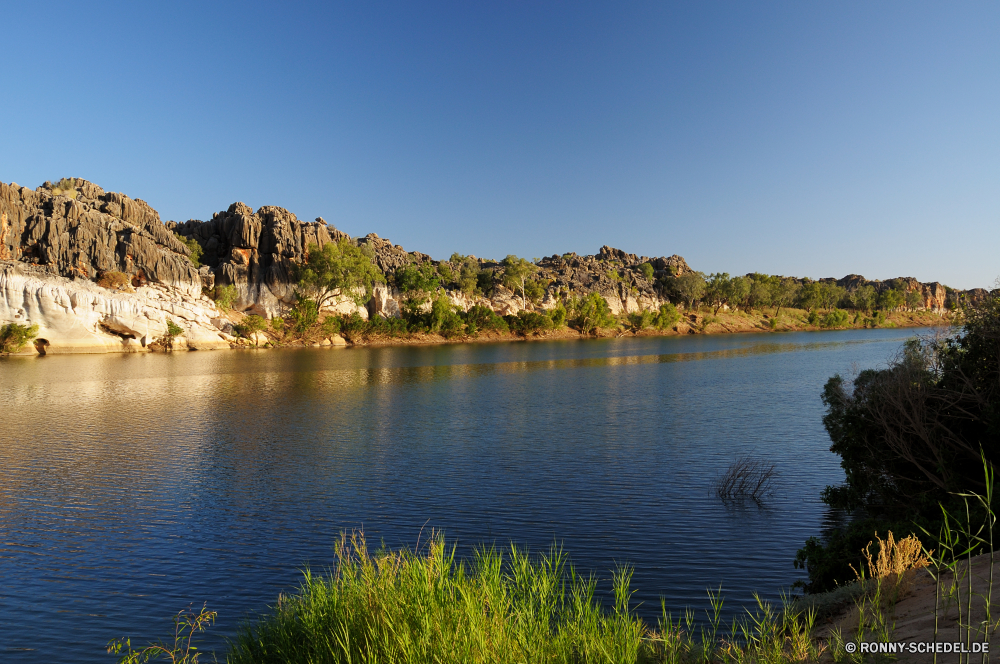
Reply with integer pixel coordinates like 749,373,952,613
0,176,983,354
0,179,202,296
169,204,350,315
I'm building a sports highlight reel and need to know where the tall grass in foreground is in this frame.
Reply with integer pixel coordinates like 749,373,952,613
225,531,825,664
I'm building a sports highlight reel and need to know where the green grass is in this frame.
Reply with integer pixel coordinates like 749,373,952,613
224,532,826,664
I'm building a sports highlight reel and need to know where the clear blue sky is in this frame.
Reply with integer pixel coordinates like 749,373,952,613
2,1,997,289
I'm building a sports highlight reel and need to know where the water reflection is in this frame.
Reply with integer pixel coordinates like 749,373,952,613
0,328,926,662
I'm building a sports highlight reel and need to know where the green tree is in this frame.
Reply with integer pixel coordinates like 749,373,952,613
705,273,732,315
850,285,877,313
395,262,441,315
0,322,39,354
654,302,681,330
669,272,707,309
747,274,775,313
574,293,616,334
728,276,751,312
905,289,924,311
297,239,385,309
638,262,655,282
772,278,801,317
501,255,538,309
877,288,904,312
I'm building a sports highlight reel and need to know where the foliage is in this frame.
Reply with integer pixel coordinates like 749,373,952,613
523,277,550,305
820,309,851,328
108,604,216,664
627,309,654,332
464,305,509,335
270,316,285,336
500,255,538,308
876,288,904,312
210,284,239,311
573,293,616,334
289,297,320,334
664,272,706,309
165,320,184,338
396,262,441,314
297,239,384,309
653,303,680,330
51,177,78,199
228,532,826,664
339,312,368,341
447,254,483,296
234,315,267,345
904,288,924,311
772,278,801,316
430,293,465,337
0,322,39,354
97,271,132,291
174,233,203,267
320,315,341,337
796,291,1000,590
798,282,844,311
849,285,877,313
548,302,568,328
638,262,655,282
506,310,553,335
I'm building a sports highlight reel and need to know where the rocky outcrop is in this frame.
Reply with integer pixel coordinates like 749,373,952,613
0,180,203,296
0,261,230,354
169,205,351,316
834,275,950,312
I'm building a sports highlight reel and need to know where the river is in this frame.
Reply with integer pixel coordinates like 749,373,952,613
0,327,936,661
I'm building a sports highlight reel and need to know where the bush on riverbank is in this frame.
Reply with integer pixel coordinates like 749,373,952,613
227,532,824,664
0,322,39,354
795,291,1000,592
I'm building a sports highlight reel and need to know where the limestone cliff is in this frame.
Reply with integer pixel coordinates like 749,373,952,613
0,177,982,354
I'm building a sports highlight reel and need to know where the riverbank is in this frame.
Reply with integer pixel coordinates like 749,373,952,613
229,306,953,351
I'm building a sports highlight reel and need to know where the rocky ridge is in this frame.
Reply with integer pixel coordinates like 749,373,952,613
0,177,977,354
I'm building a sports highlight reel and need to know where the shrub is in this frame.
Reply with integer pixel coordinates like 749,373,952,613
234,315,267,345
270,316,286,337
212,284,239,310
174,233,203,267
715,454,778,503
96,271,132,291
429,293,463,336
464,305,508,336
340,312,368,341
50,177,78,198
289,298,320,334
165,320,183,338
573,293,616,334
627,310,653,332
507,310,553,335
365,314,408,338
821,308,851,328
653,302,680,330
320,315,341,337
807,310,819,325
0,322,39,354
638,262,654,282
547,302,567,328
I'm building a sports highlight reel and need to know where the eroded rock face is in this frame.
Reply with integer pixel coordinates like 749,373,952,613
0,261,230,354
0,180,202,296
834,274,951,312
169,205,351,316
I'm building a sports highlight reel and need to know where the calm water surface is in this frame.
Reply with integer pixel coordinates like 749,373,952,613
0,328,936,661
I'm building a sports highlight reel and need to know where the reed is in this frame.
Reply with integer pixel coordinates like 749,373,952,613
222,531,829,664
